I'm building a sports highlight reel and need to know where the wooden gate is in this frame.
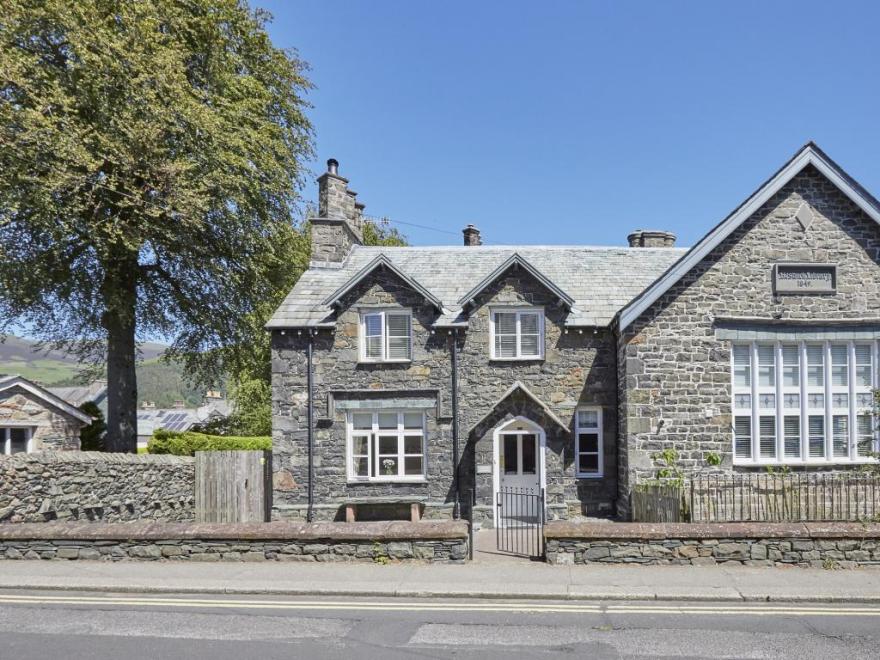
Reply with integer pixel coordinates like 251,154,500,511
195,450,272,523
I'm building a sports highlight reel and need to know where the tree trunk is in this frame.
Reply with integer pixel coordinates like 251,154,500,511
102,255,138,453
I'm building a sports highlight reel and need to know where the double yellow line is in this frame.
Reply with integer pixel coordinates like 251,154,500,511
0,593,878,616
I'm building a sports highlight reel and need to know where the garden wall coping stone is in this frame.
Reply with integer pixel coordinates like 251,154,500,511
544,521,880,540
0,520,468,542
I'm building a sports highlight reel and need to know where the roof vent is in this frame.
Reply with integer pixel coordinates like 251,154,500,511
327,158,339,175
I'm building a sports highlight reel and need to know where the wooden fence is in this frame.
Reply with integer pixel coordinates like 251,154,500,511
195,450,272,523
689,472,880,523
631,483,684,522
632,473,880,523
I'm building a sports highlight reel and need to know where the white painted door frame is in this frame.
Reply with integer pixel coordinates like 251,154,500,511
492,416,546,507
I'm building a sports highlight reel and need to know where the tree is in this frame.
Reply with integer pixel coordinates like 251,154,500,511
0,1,314,451
78,401,106,452
213,218,408,437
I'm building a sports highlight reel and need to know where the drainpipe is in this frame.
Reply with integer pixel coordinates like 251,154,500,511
306,330,315,523
451,329,460,519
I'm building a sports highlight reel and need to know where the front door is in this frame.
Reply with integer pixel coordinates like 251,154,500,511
500,432,539,493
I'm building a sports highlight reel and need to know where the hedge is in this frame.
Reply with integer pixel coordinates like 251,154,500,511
147,429,271,456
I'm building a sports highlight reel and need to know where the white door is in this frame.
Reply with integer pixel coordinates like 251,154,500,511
499,432,539,492
497,431,541,527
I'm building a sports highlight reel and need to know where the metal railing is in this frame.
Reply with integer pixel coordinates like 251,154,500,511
495,487,545,558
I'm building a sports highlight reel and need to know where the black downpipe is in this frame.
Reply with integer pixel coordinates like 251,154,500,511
306,331,315,523
451,329,460,519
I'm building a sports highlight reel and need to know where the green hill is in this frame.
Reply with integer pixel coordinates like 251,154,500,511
0,335,203,407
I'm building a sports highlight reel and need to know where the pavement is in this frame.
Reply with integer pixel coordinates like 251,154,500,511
3,552,880,602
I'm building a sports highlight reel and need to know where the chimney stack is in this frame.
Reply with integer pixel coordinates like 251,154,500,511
311,158,365,264
463,224,482,246
627,229,676,248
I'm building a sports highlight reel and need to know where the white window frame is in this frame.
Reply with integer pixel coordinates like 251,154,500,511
489,308,545,360
346,410,427,482
1,427,33,455
731,340,878,466
358,309,412,363
574,407,603,478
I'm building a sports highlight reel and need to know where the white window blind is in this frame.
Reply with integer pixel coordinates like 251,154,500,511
732,341,878,465
491,309,544,360
360,310,412,362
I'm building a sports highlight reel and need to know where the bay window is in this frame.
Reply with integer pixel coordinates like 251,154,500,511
347,411,426,481
732,341,877,465
359,310,412,362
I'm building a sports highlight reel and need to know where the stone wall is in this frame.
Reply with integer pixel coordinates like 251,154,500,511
272,266,618,523
618,166,880,516
0,452,194,523
0,520,468,563
0,388,84,451
545,521,880,568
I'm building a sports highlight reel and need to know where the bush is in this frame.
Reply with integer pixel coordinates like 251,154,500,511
147,429,271,456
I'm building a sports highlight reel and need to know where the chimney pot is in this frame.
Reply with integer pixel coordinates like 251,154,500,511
327,158,339,175
627,229,676,248
463,224,482,246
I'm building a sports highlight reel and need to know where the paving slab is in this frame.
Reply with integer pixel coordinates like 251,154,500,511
2,560,880,602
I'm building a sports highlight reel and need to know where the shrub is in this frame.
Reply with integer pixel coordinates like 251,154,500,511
147,429,271,456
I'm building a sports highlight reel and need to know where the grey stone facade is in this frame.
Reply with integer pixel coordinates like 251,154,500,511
271,266,618,523
0,452,194,523
271,146,880,524
617,165,880,515
0,385,86,451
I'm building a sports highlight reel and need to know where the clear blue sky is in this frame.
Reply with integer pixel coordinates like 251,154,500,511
257,0,879,248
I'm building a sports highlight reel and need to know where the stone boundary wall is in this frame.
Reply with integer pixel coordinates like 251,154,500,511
545,522,880,568
0,520,468,563
0,452,195,523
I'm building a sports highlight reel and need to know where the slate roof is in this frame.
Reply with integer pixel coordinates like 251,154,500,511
267,244,687,329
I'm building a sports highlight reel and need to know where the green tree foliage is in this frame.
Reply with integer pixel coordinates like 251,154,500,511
0,1,314,451
78,401,106,451
214,218,409,437
147,428,270,456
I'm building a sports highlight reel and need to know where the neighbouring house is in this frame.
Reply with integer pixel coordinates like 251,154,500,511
0,375,93,454
48,380,108,416
268,144,880,524
135,392,232,448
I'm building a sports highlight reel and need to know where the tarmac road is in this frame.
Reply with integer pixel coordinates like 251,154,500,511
0,590,879,659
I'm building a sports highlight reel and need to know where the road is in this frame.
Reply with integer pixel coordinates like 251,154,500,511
0,590,879,659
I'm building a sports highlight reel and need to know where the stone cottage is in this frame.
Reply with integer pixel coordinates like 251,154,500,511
268,144,880,523
0,376,92,453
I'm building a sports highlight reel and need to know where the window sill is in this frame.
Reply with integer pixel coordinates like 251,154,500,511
347,478,428,484
733,458,878,467
489,357,545,363
577,473,604,479
357,359,412,365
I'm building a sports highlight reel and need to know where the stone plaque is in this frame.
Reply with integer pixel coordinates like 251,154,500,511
773,264,836,294
476,464,492,475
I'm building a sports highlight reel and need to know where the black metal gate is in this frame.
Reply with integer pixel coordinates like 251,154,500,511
495,486,545,558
